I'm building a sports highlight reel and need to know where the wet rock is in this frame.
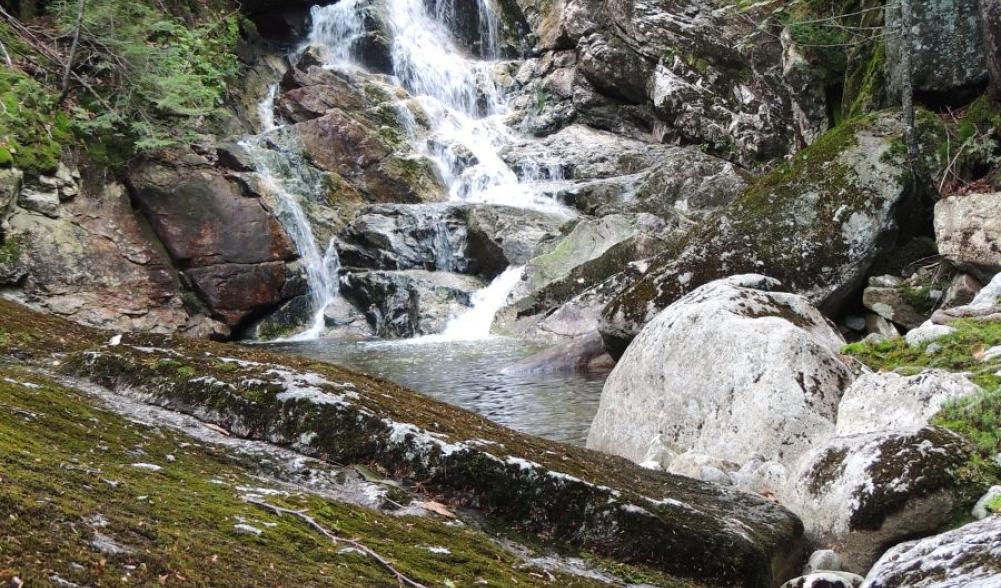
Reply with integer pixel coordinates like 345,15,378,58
862,516,1001,587
784,426,974,573
836,371,981,437
341,270,485,337
464,204,572,277
600,113,933,357
337,204,472,273
885,0,987,102
503,331,613,373
935,192,1001,281
588,275,852,469
216,141,258,172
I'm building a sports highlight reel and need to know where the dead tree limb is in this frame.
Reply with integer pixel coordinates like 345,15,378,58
60,0,87,101
246,498,428,588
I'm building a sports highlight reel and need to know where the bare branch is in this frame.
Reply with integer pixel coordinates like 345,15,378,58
246,498,428,588
60,0,87,100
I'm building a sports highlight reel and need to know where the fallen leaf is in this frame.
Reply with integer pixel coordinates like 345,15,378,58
417,501,455,518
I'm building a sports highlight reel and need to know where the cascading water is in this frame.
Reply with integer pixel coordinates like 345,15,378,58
241,92,342,340
266,0,568,341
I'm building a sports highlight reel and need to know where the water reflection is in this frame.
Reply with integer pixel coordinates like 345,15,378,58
268,337,607,445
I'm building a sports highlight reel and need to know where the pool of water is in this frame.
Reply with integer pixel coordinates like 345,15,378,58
268,337,607,445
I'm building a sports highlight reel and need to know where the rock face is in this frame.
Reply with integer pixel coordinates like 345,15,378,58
886,0,987,102
935,192,1001,281
862,516,1001,588
340,270,485,337
784,426,974,574
337,204,471,273
600,113,932,357
506,0,828,166
836,371,981,437
464,204,572,277
587,275,852,469
128,152,302,329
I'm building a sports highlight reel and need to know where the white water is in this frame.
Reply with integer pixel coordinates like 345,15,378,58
241,92,342,340
254,0,567,341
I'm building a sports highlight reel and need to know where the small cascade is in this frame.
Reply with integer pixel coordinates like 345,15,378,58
240,127,341,341
423,266,525,342
305,1,367,68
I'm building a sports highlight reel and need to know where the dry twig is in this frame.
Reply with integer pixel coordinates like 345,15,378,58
246,498,427,588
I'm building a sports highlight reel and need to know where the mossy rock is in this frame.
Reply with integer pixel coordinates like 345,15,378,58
599,111,947,357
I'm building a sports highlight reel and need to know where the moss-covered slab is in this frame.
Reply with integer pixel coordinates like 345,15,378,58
0,365,654,587
0,298,803,587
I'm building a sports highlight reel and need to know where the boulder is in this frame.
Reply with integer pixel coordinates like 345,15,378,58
587,275,852,469
128,152,299,328
861,516,1001,587
514,213,664,300
784,426,974,573
502,331,613,373
337,204,472,273
972,485,1001,520
464,204,572,277
17,185,61,218
2,182,190,333
943,273,983,309
600,113,936,357
340,270,485,337
0,168,23,212
935,192,1001,281
862,283,931,330
928,272,1001,326
836,371,982,437
885,0,987,102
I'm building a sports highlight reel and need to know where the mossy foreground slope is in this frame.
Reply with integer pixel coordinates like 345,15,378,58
0,299,802,587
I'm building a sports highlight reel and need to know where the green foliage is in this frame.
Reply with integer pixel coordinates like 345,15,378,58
844,320,1001,457
0,70,72,174
50,0,242,157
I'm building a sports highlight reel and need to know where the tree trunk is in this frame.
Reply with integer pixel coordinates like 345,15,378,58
982,0,1001,101
899,0,920,178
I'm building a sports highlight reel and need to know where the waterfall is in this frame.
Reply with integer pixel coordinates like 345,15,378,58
417,266,525,342
239,123,342,341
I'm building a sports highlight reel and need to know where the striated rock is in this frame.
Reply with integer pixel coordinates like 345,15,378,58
337,204,472,273
587,275,851,469
600,113,936,357
341,270,485,337
784,426,974,573
836,371,981,436
885,0,987,102
862,516,1001,587
935,192,1001,281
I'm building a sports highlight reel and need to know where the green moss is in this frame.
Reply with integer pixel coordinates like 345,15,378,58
843,320,1001,522
0,366,617,587
843,41,886,118
0,70,73,175
0,235,22,266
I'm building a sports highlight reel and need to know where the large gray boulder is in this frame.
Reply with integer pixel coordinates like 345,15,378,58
836,371,981,437
784,426,975,574
587,275,851,469
935,192,1001,281
464,204,573,277
600,113,939,357
862,515,1001,587
886,0,987,102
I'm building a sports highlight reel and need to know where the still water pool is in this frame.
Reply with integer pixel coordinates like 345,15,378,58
268,337,607,445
